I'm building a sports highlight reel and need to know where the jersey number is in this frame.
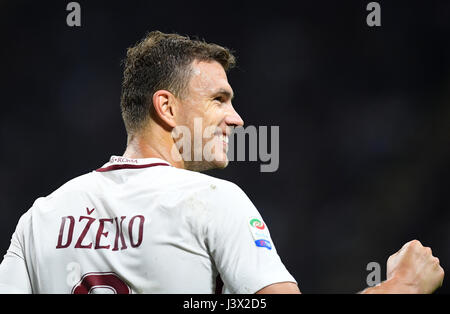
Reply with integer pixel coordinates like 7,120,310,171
72,272,131,294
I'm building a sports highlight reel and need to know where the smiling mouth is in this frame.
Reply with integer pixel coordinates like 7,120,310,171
217,133,229,144
212,133,229,155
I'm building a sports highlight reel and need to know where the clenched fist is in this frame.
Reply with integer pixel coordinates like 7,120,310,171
386,240,444,294
361,239,444,294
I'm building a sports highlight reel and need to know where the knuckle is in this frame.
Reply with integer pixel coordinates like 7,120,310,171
409,239,421,248
414,239,422,246
406,240,421,252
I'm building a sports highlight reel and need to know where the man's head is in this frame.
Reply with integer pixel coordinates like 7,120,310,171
120,31,244,171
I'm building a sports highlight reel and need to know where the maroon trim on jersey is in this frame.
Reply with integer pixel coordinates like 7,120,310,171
96,163,170,172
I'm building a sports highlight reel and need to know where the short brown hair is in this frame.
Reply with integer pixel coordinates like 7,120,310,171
120,31,236,134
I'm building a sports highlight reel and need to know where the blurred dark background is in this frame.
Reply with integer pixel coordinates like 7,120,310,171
1,0,449,293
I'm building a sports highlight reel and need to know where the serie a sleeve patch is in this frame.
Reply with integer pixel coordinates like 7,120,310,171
248,217,272,250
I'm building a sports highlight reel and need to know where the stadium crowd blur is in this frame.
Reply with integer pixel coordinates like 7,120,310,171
1,1,449,293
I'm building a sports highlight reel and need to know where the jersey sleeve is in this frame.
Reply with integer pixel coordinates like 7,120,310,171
0,212,33,293
204,181,297,294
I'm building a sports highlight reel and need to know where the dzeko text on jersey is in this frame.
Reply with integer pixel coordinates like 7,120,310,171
56,213,145,251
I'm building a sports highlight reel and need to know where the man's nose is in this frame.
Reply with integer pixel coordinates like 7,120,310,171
225,105,244,127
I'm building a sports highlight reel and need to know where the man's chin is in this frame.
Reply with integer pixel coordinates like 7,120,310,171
214,158,229,169
184,157,229,172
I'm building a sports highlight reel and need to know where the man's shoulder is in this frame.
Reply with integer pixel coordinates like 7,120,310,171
169,169,255,214
30,171,97,211
50,171,96,195
170,167,243,195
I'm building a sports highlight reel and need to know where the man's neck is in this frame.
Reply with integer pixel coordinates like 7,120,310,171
122,131,185,169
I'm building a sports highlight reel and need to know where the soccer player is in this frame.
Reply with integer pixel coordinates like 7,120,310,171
0,31,444,294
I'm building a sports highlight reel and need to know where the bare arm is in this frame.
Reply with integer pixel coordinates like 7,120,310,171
256,240,444,294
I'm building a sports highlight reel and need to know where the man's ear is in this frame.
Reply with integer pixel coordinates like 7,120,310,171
152,90,177,128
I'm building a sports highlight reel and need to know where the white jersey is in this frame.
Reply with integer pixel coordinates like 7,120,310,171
0,156,296,294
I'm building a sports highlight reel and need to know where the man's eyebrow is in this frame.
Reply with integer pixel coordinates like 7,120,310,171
212,88,235,100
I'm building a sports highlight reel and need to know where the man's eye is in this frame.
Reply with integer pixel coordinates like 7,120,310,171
214,97,223,102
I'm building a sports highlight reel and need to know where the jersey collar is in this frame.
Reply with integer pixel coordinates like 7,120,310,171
96,156,172,172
